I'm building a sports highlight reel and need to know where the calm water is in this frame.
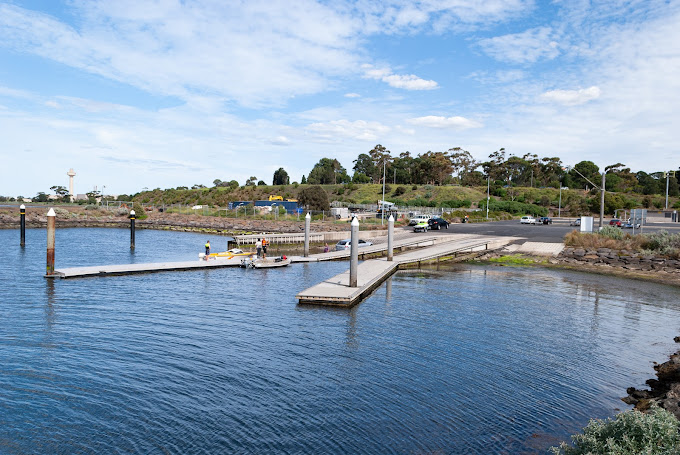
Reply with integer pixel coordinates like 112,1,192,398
2,228,680,454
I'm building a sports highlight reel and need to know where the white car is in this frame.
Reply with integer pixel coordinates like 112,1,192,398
335,239,374,251
520,216,536,225
408,214,431,226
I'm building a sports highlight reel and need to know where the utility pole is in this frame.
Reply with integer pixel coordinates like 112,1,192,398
600,172,605,229
486,175,490,220
665,171,675,210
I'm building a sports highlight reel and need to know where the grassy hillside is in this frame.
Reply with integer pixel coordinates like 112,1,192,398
133,183,677,216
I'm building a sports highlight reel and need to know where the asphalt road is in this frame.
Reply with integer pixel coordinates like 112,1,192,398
398,219,680,244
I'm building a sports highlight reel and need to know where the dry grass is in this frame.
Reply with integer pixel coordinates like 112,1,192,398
563,230,646,251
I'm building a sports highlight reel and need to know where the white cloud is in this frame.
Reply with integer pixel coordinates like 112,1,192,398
407,115,482,130
344,93,361,98
362,64,439,90
479,26,561,63
540,86,601,106
270,136,291,146
305,119,391,141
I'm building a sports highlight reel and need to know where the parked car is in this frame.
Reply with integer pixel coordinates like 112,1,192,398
335,239,373,251
569,219,581,226
413,220,429,232
427,217,449,230
609,219,622,227
537,216,553,225
520,216,536,225
622,222,641,229
408,214,431,226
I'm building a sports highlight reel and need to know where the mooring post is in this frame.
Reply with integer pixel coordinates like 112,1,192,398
387,214,394,261
304,212,310,257
129,209,136,249
20,204,26,247
46,208,55,276
349,216,359,287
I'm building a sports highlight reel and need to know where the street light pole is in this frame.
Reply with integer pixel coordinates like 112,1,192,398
599,172,605,229
486,175,490,220
558,186,562,218
381,159,386,226
666,171,671,210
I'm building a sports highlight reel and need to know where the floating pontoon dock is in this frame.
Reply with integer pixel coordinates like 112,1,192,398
295,235,513,306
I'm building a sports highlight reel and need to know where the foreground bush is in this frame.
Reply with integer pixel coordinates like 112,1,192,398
642,230,680,258
564,230,643,250
550,407,680,455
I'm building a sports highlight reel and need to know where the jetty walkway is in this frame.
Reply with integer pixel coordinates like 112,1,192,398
295,234,514,306
49,233,459,278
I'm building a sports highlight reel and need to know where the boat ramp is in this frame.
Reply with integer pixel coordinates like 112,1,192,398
295,235,513,307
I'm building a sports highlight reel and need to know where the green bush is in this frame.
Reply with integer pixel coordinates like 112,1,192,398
599,225,623,240
479,200,547,217
642,230,680,257
550,407,680,455
132,202,148,220
441,199,472,208
393,186,407,197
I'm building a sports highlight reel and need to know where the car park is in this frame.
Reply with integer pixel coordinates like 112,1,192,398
427,217,449,230
335,239,373,251
537,217,552,225
520,216,536,225
413,220,429,232
408,214,431,226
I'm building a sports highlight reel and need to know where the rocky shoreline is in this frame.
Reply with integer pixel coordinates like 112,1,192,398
0,208,384,235
623,339,680,419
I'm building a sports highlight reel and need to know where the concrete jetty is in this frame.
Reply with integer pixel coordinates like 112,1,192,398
49,256,249,278
296,235,513,306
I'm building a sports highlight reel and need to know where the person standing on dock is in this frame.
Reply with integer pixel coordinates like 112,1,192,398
256,238,262,258
205,240,211,259
323,243,329,253
262,237,268,259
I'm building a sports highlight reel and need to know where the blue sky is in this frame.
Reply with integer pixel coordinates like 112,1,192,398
1,0,679,197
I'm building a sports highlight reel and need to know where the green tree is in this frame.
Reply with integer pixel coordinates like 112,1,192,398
307,158,348,184
245,176,257,186
353,153,377,182
449,147,478,184
301,175,307,184
298,185,330,211
570,161,600,190
33,192,49,202
272,167,290,185
228,180,239,189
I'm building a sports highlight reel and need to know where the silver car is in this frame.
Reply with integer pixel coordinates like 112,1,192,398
335,239,373,251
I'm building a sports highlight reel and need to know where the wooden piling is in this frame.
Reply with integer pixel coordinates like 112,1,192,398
46,208,55,276
20,204,26,247
129,210,135,249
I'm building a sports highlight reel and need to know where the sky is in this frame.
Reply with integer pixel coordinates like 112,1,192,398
1,0,679,197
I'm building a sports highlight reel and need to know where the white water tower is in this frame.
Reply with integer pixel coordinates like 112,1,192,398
67,168,76,201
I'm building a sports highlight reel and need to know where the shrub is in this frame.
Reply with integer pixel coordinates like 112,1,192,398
424,192,433,199
393,186,406,197
642,230,680,258
132,202,148,220
550,407,680,455
298,185,330,211
480,200,547,217
441,199,471,208
84,205,99,210
411,185,418,190
599,225,623,240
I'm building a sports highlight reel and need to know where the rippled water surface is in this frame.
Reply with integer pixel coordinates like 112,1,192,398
2,227,680,454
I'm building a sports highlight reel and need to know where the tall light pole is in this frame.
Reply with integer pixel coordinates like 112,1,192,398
558,186,563,218
486,175,490,220
665,171,675,210
381,158,386,225
568,165,606,229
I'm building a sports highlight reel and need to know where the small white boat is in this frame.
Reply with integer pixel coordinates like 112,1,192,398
240,256,291,269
